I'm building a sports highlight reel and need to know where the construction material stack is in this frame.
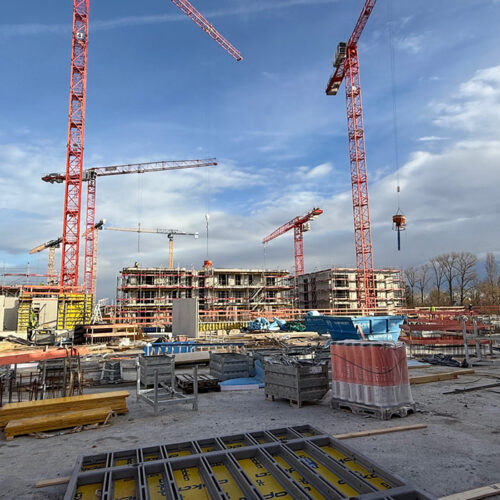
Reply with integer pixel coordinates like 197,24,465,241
330,340,415,419
0,391,129,439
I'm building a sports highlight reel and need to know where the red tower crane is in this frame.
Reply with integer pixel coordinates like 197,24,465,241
44,159,217,295
262,208,323,276
59,0,241,291
170,0,242,61
325,0,377,310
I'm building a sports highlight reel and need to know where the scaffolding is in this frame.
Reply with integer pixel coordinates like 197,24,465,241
116,267,294,326
297,267,404,313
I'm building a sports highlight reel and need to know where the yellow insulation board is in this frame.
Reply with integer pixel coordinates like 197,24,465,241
320,445,392,490
174,466,211,500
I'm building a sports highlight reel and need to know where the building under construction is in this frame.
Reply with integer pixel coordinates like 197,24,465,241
117,266,293,324
0,284,91,333
296,268,404,312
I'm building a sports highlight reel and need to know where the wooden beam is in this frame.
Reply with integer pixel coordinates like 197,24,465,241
0,391,129,428
410,369,475,385
333,424,427,440
0,347,88,366
36,477,71,488
440,483,500,500
5,407,113,439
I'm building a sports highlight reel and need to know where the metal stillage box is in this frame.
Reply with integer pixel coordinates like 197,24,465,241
138,354,175,387
264,359,329,408
209,352,253,381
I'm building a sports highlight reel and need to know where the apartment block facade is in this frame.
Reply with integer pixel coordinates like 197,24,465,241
296,267,404,312
117,266,293,322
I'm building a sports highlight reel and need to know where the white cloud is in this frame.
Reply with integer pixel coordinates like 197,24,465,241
418,136,448,142
305,162,333,179
396,34,424,54
0,0,338,38
433,65,500,134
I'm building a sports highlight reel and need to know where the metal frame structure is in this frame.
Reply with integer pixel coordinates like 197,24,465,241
326,0,377,310
104,226,199,270
29,237,63,285
136,360,198,416
170,0,242,61
57,0,240,293
262,208,323,276
60,0,89,289
45,159,217,294
65,425,435,499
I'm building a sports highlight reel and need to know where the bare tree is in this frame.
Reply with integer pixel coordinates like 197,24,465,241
415,264,430,305
429,258,444,306
455,252,477,304
484,252,499,304
404,267,417,306
486,253,498,286
436,253,460,305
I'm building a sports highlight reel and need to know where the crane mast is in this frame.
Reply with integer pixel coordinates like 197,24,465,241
263,208,323,276
60,0,89,289
56,0,239,293
325,0,377,310
29,237,63,285
44,159,217,295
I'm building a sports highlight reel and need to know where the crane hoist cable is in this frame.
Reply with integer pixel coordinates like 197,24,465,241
388,0,406,251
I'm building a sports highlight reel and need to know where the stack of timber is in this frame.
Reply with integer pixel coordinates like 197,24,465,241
0,390,129,439
176,373,220,393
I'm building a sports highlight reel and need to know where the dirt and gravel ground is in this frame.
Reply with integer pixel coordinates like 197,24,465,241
0,364,499,499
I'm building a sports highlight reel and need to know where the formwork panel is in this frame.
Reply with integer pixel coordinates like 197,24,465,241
65,426,436,500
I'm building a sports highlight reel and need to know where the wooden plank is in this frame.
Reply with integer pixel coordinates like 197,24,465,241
333,424,427,440
410,369,475,385
0,347,88,366
35,477,71,488
174,352,210,365
5,406,113,439
0,391,129,428
440,483,500,500
444,382,500,394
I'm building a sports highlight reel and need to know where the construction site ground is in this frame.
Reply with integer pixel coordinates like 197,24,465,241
1,363,499,500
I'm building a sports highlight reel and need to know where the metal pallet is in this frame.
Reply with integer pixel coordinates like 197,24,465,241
65,425,435,499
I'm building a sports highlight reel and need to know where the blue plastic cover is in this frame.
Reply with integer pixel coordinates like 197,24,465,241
304,314,405,342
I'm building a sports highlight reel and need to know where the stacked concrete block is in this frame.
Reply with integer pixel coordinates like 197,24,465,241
330,340,414,417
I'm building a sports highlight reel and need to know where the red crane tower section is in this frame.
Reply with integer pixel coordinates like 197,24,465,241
263,208,323,276
325,0,377,310
60,0,89,289
58,0,240,292
43,159,218,295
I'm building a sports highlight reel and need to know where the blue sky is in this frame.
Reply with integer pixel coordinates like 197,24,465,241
1,0,500,299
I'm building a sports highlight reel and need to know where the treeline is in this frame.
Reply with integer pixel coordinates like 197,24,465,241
404,252,499,307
